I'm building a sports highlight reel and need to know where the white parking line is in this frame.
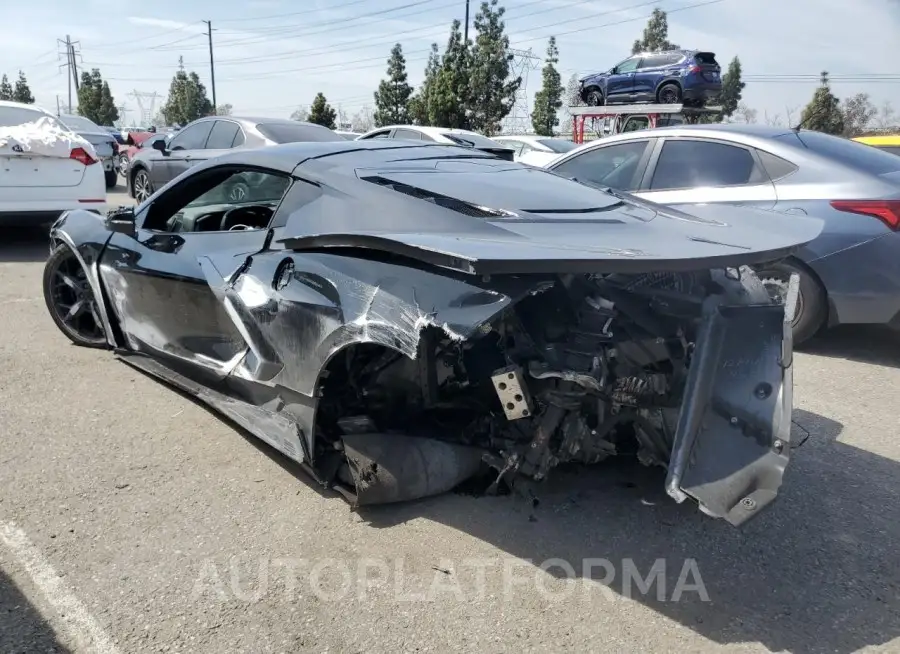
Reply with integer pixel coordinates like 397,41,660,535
0,521,121,654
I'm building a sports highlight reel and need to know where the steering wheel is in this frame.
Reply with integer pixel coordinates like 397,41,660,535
219,205,273,231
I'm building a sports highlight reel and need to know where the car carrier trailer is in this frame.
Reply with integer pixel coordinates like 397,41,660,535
570,103,724,144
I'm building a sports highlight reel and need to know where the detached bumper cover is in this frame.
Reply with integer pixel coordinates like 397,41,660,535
666,274,799,526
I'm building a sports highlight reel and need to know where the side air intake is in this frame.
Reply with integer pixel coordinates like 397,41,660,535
360,175,518,219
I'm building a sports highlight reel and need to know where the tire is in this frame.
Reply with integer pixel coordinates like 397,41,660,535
131,167,153,202
105,169,117,189
656,82,682,105
43,244,109,349
118,154,129,177
585,87,605,107
756,260,826,345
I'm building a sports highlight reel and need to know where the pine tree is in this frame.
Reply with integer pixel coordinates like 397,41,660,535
718,57,745,120
77,69,119,125
467,1,520,135
409,43,440,125
0,75,12,101
373,43,414,127
307,92,336,129
799,72,844,135
632,8,679,54
12,71,34,104
429,20,472,129
160,57,213,125
531,37,563,136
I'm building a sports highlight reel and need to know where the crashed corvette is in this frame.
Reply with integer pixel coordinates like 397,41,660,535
43,140,822,526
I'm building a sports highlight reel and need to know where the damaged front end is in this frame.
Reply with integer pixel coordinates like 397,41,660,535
315,266,798,526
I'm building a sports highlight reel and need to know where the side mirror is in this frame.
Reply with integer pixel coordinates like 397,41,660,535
610,67,617,75
106,206,136,236
152,138,168,153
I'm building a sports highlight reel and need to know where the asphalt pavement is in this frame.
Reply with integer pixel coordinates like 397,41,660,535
1,186,899,653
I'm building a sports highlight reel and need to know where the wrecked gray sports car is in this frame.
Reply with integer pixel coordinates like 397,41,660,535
43,140,821,526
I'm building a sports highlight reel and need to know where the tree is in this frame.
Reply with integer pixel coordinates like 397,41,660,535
351,105,375,132
373,43,414,127
799,71,844,135
875,101,896,129
408,43,440,125
467,1,520,135
718,56,744,120
840,93,876,137
531,37,563,136
429,20,472,129
12,71,34,104
307,92,336,129
77,69,119,125
733,103,758,124
0,75,12,101
290,105,309,121
216,103,233,116
632,8,678,54
160,57,213,125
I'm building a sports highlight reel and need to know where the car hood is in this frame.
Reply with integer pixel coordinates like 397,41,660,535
279,166,824,275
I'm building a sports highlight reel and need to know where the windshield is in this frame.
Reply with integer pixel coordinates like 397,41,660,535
0,106,62,129
440,132,509,149
61,115,102,132
536,138,577,153
777,131,900,175
256,122,343,143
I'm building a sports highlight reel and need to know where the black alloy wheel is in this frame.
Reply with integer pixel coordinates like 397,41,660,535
43,245,108,348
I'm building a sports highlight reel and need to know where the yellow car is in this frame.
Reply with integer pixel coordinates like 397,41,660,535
853,134,900,155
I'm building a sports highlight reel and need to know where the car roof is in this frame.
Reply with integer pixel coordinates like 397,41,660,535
361,125,482,139
0,100,55,115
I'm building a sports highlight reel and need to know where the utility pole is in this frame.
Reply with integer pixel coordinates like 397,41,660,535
464,0,470,43
57,35,82,112
203,20,217,114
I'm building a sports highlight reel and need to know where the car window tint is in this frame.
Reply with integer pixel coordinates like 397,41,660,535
0,106,60,128
650,140,757,189
393,128,422,140
231,129,245,147
365,131,392,139
168,121,214,150
756,149,798,181
777,131,900,175
622,117,650,132
205,120,241,149
552,140,650,191
256,122,341,143
616,58,640,73
500,140,525,155
665,53,684,65
640,55,668,68
536,138,577,153
417,132,436,142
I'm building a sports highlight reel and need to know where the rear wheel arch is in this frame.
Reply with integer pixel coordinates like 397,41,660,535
755,255,829,344
655,80,683,103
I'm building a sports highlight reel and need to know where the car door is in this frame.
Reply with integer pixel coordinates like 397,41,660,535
632,54,669,102
549,139,656,192
606,57,640,102
636,137,777,209
99,163,294,381
163,120,215,184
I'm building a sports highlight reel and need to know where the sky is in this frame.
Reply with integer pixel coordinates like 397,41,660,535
2,0,898,129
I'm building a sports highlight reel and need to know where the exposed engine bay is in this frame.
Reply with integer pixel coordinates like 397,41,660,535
314,266,791,523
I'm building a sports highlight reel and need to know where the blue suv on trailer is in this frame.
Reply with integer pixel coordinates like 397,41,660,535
579,50,722,107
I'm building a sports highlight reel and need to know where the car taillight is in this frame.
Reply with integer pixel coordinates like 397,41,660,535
688,65,701,74
70,147,97,166
830,199,900,230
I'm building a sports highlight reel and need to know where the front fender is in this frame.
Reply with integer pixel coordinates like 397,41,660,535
50,210,118,348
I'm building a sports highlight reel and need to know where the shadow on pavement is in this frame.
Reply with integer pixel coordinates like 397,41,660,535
358,409,900,654
0,568,71,653
803,325,900,369
0,227,50,264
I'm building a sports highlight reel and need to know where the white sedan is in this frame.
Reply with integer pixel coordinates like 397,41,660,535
0,100,106,226
491,135,579,167
355,125,515,160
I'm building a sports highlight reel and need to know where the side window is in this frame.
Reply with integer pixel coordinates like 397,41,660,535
755,149,798,181
418,132,436,142
502,140,525,155
616,58,640,74
168,121,214,151
622,117,650,133
231,129,245,147
205,120,240,149
551,140,650,191
362,130,392,140
143,167,292,233
665,53,684,65
640,55,667,69
393,128,422,140
650,140,760,190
